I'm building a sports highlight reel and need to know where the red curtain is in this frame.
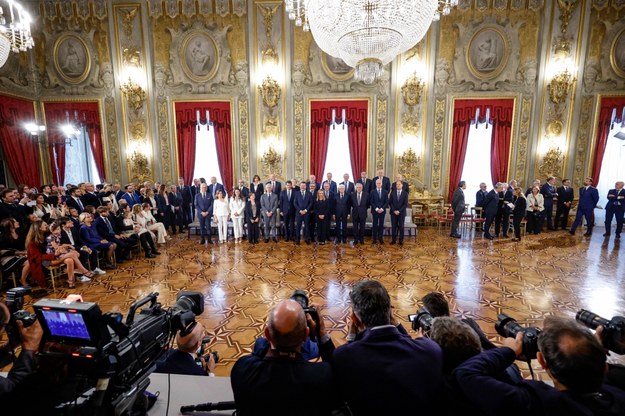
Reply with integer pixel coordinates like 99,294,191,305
310,100,368,179
0,95,41,188
174,101,233,189
44,101,105,184
591,97,625,185
448,100,475,202
489,99,514,186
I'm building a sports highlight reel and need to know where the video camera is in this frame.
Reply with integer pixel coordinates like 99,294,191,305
576,309,625,355
4,286,37,349
495,313,542,360
408,307,433,334
290,289,321,341
30,290,204,415
195,335,220,367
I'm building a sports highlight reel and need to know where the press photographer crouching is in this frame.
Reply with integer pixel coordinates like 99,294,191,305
0,288,43,396
454,316,625,416
154,322,217,377
231,298,343,416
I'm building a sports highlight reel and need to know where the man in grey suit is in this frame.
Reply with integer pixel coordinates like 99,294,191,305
261,183,279,243
450,180,466,238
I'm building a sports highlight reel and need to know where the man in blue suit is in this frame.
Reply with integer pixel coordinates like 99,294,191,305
483,183,503,239
120,184,142,208
194,183,214,244
294,182,313,245
350,183,369,245
373,169,391,193
177,177,193,229
279,181,296,241
370,179,388,244
389,180,409,245
340,173,356,194
321,172,337,194
570,177,600,236
541,176,558,230
208,176,226,198
155,323,215,376
603,181,625,239
331,280,444,415
333,184,352,244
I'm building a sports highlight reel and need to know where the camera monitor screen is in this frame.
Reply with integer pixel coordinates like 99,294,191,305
41,309,91,340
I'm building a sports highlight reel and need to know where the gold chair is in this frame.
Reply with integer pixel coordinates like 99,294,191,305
47,264,68,292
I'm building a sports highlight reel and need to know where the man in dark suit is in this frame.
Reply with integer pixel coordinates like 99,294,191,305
340,173,355,194
0,188,28,227
59,216,102,274
483,183,503,239
450,180,466,239
190,178,201,221
321,172,337,194
555,179,574,230
370,179,388,244
294,182,313,245
373,169,391,193
391,174,410,197
177,177,193,228
350,183,369,245
455,316,625,416
155,323,215,376
120,184,142,208
261,184,279,243
231,299,340,416
195,183,214,244
236,179,250,198
475,182,488,217
570,177,600,236
389,180,409,245
332,280,444,416
65,187,86,214
94,206,132,261
541,176,558,230
603,181,625,239
305,174,320,192
80,182,101,208
267,174,282,195
279,181,296,241
169,184,184,234
494,182,509,238
334,184,352,244
208,176,226,198
356,171,371,194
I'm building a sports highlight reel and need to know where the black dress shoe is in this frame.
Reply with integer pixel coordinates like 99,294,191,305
200,239,206,244
296,240,301,245
584,232,592,236
305,240,311,245
390,241,396,245
379,240,384,245
145,253,156,258
616,234,621,239
265,238,269,243
399,241,404,246
569,230,575,235
272,237,278,243
603,233,610,237
152,251,161,255
502,234,509,238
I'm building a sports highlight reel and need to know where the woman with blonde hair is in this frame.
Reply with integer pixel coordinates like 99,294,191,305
213,190,230,243
141,202,170,244
46,222,94,287
526,186,545,235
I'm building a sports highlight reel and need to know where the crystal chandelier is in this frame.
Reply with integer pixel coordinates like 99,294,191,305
285,0,458,84
0,0,34,68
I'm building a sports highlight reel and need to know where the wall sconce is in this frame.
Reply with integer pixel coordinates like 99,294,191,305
261,144,282,176
120,77,146,112
538,146,564,178
25,123,45,136
397,147,421,196
401,73,425,111
259,75,281,115
548,68,574,106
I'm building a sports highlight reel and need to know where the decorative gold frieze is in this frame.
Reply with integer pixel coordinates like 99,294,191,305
432,99,445,191
239,99,250,181
401,74,425,109
572,96,594,187
538,147,564,179
157,99,171,181
104,96,121,180
375,99,388,172
294,99,304,179
397,149,421,196
259,76,281,114
261,146,283,178
515,98,532,184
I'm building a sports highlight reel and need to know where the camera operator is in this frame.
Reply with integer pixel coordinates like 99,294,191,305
454,316,625,416
231,299,342,416
332,280,444,415
596,324,625,392
0,302,43,396
154,322,216,377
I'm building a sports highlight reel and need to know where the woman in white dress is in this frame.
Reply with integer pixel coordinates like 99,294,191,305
141,202,170,244
229,188,245,243
213,190,230,243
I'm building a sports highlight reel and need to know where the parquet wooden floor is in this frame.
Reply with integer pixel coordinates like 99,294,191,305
6,227,625,376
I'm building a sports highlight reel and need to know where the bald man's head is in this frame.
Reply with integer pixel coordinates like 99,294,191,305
265,299,308,351
176,322,205,353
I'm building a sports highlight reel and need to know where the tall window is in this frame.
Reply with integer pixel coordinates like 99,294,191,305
460,121,494,207
192,123,223,184
596,121,625,223
322,120,354,181
64,127,101,185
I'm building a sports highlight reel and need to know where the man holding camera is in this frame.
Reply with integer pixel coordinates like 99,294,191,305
231,299,341,415
154,322,216,376
455,316,625,415
0,302,43,396
332,280,444,415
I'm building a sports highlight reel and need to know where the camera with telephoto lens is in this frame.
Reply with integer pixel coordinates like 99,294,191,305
408,307,433,334
27,290,204,415
4,286,37,349
495,313,542,360
290,289,321,341
195,335,220,367
576,309,625,355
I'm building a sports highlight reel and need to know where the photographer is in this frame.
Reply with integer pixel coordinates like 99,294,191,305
231,299,341,416
454,316,625,416
0,302,43,396
154,322,216,376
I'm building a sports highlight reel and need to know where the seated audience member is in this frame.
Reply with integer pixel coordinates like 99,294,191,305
79,212,117,268
231,299,341,416
141,203,169,244
0,302,43,397
154,322,215,376
130,204,160,258
58,216,103,276
25,221,57,288
0,217,30,286
430,317,483,415
455,316,625,416
94,207,132,262
46,222,94,287
332,280,444,415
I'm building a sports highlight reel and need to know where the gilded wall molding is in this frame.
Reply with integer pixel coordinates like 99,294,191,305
105,96,122,181
572,95,595,188
157,99,172,181
375,99,388,172
238,99,250,182
514,98,532,184
432,99,446,191
147,0,247,18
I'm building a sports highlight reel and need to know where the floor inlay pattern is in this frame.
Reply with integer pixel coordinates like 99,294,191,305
4,228,624,376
